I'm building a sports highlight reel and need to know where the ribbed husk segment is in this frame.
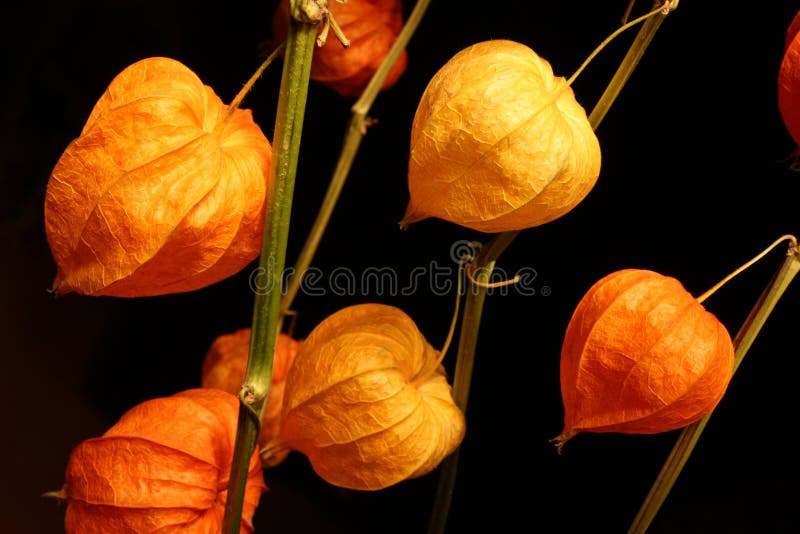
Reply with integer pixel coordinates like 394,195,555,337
403,39,601,233
44,56,272,297
272,0,407,97
201,328,301,467
278,303,465,490
555,270,735,448
55,389,266,533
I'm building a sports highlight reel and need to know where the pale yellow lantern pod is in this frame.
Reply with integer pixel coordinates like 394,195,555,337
402,39,601,233
276,303,466,491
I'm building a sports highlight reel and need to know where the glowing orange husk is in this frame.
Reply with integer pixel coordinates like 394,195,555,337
276,303,465,490
402,39,601,233
554,269,735,450
201,328,301,467
49,388,266,533
272,0,407,97
779,10,800,149
44,57,272,297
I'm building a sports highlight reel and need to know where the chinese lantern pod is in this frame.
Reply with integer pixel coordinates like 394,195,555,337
403,39,601,233
785,9,800,50
780,11,800,149
272,0,407,97
201,328,301,467
55,388,266,533
278,303,465,490
44,56,272,297
555,269,735,448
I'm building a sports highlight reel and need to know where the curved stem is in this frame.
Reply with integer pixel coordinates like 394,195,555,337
696,234,797,304
281,0,432,314
427,4,675,533
567,1,673,86
627,242,800,534
222,12,317,533
588,1,674,128
224,43,286,123
426,252,495,534
412,257,465,389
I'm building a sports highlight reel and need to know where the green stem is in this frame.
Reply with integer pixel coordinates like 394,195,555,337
567,2,671,86
427,241,508,534
221,11,317,533
426,4,675,533
586,2,671,127
627,243,800,534
281,0,432,313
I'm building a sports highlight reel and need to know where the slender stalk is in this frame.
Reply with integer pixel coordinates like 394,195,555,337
696,235,797,304
567,2,671,86
221,10,317,533
627,242,800,534
427,4,676,533
281,0,432,313
588,1,673,128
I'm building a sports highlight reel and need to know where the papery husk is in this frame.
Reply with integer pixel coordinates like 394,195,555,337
780,11,800,149
277,303,465,490
201,328,301,467
554,269,735,450
51,388,266,533
272,0,407,97
44,56,272,297
403,39,600,233
785,9,800,50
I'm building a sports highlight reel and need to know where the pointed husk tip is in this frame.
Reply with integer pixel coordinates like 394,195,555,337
550,429,577,455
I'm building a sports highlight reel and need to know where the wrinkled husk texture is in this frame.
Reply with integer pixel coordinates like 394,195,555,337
403,39,601,233
53,388,266,533
272,0,407,97
44,56,272,297
201,328,301,467
555,269,734,449
278,303,465,490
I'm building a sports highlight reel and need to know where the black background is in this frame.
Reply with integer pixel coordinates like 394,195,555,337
3,1,800,533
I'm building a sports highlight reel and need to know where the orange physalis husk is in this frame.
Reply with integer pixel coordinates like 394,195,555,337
201,327,301,467
402,39,601,233
779,10,800,150
785,9,800,50
48,388,267,533
553,269,735,451
44,56,272,297
272,0,408,97
276,303,465,490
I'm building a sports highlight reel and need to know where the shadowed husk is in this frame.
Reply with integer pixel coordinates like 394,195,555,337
201,328,301,468
779,10,800,150
272,0,408,97
52,389,266,533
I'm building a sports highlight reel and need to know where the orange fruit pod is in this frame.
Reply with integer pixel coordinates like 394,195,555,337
272,0,408,97
402,39,601,233
553,269,735,451
779,9,800,150
275,303,465,490
44,56,272,297
201,327,301,467
47,388,266,533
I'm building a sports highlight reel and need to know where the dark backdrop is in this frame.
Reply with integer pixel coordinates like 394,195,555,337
3,1,800,533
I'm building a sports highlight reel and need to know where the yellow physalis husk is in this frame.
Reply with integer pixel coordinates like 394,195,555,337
403,39,601,233
278,303,466,490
